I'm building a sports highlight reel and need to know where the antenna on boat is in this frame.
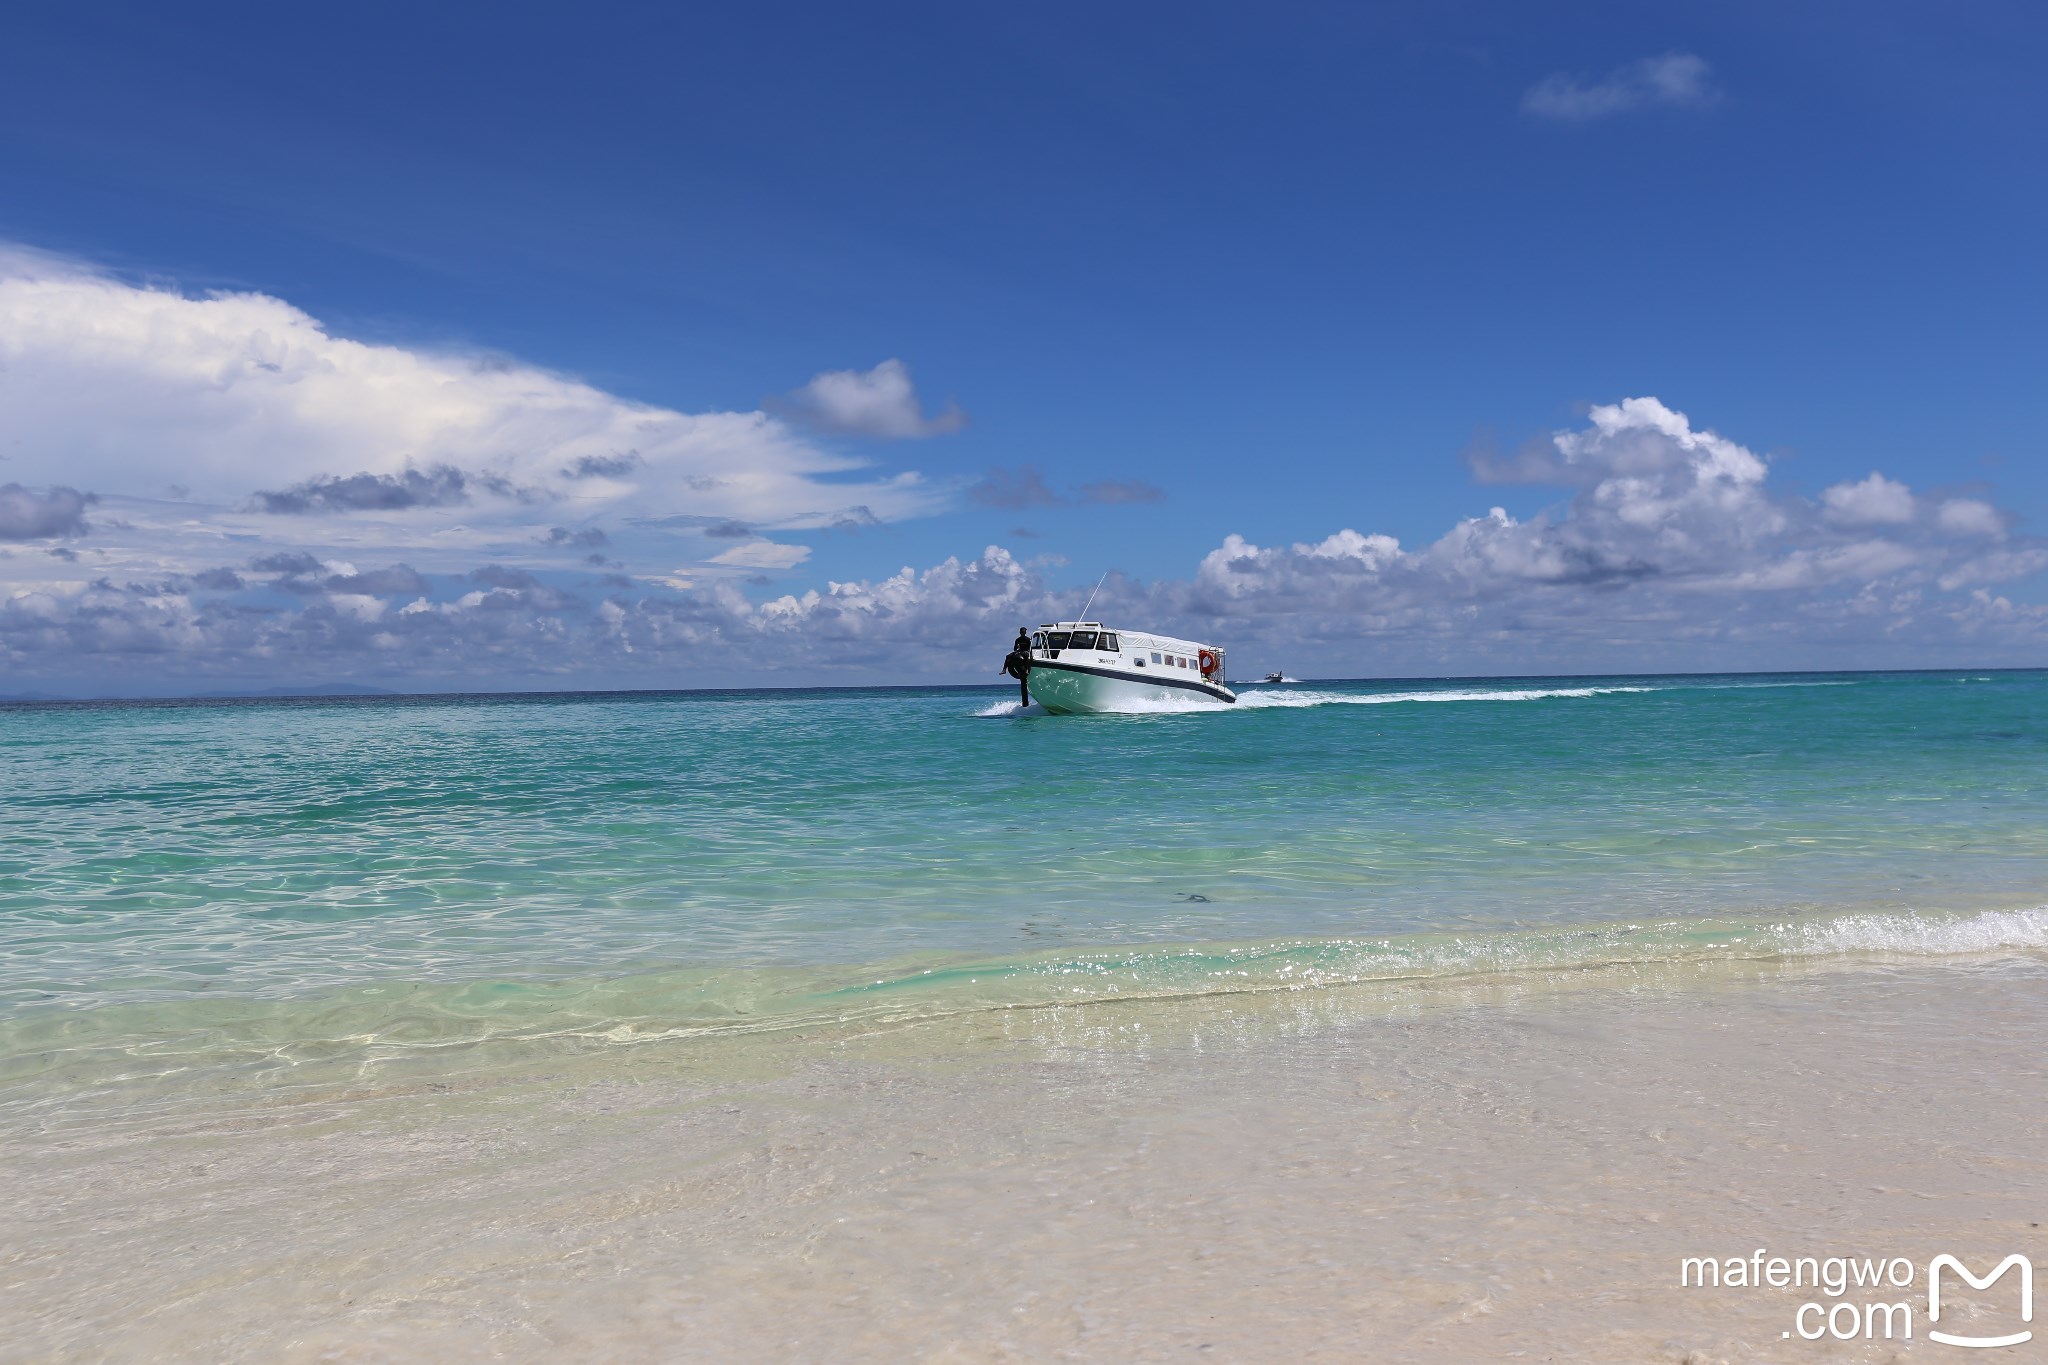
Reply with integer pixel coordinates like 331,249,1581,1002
1075,570,1108,625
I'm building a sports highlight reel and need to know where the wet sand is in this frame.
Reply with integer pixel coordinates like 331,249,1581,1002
5,953,2045,1362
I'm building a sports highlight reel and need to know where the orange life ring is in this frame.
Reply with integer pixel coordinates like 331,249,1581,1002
1198,649,1217,675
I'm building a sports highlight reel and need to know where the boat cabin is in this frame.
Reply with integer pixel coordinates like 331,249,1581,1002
1030,620,1227,684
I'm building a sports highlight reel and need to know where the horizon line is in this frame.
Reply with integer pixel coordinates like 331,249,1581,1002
3,664,2039,710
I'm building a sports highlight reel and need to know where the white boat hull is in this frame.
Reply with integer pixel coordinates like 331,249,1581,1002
1026,660,1235,713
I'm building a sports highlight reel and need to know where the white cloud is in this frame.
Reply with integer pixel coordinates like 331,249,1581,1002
1523,53,1719,123
1936,498,2003,537
1175,398,2043,669
1822,472,1917,526
1298,529,1403,566
775,358,966,439
707,540,813,570
0,247,949,580
1938,545,2048,591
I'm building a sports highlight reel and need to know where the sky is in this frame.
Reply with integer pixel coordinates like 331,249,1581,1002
1,0,2044,695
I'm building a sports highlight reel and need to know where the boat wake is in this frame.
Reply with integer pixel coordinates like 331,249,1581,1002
977,683,1662,716
972,675,1874,718
1235,684,1657,710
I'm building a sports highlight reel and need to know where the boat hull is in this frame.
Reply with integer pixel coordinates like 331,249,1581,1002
1026,659,1235,713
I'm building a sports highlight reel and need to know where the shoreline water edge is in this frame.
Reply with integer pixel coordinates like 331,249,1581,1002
3,670,2045,1359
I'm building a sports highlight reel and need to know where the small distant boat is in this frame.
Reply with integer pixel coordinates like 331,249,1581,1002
1261,671,1285,684
1021,621,1235,713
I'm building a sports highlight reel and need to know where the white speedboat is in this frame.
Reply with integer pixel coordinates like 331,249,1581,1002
1021,621,1235,713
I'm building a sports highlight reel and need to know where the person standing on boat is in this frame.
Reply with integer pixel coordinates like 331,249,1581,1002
1000,628,1032,707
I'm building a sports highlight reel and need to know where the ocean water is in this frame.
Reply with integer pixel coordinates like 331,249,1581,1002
3,669,2046,1111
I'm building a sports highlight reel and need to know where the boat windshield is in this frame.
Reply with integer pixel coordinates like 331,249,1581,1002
1045,632,1071,650
1097,633,1119,651
1066,630,1097,650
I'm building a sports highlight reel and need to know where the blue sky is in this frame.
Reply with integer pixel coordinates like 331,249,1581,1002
1,2,2044,693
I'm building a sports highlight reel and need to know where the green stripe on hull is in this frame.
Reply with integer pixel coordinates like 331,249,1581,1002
1027,662,1235,713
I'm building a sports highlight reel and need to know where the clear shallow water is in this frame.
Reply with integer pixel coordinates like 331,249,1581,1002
3,671,2046,1095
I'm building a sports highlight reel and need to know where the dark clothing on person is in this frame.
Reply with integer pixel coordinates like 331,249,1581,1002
1002,636,1032,706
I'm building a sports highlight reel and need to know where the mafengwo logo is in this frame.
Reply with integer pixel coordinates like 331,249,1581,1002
1678,1249,2032,1346
1929,1255,2032,1350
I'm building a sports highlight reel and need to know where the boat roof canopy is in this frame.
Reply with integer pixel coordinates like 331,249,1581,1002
1031,622,1220,650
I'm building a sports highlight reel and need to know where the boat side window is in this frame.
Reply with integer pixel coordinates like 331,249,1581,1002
1067,630,1097,650
1151,651,1163,664
1030,632,1045,650
1096,633,1119,652
1046,632,1071,650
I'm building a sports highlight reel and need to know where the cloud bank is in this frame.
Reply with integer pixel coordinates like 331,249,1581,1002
0,249,2039,692
5,369,2042,693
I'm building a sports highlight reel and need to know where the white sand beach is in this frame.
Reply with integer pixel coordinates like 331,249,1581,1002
7,952,2043,1362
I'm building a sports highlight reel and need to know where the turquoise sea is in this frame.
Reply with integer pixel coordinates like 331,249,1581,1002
4,670,2046,1111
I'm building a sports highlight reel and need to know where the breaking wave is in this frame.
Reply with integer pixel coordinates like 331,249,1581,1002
828,904,2048,1009
10,905,2044,1111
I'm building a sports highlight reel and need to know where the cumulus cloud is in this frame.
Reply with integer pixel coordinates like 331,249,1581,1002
1937,498,2004,538
1822,472,1916,526
775,358,966,439
1172,397,2045,669
1425,395,1785,584
1523,53,1719,123
0,483,94,540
